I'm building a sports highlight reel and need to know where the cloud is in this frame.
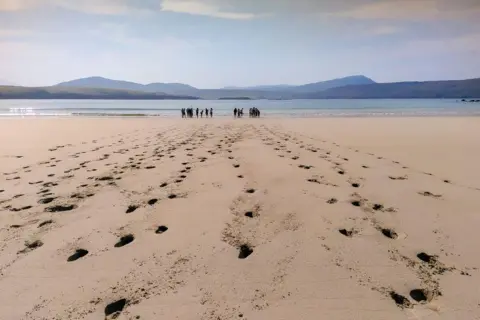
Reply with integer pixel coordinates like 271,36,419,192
160,0,260,19
0,0,38,11
0,0,154,14
334,0,480,21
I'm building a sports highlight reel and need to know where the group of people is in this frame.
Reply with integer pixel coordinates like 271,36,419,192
249,107,261,118
182,108,213,118
181,107,261,118
233,107,261,118
233,108,244,117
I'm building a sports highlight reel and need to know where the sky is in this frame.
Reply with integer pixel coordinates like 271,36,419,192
0,0,479,88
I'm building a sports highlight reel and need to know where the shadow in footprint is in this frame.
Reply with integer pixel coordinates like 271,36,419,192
67,249,89,262
105,299,127,318
327,198,338,204
147,199,158,205
114,234,134,248
38,220,53,228
381,228,398,239
45,204,76,212
155,226,168,234
126,205,138,213
238,244,253,259
417,252,436,263
339,228,357,237
410,289,431,303
38,197,56,204
418,191,442,199
390,291,412,308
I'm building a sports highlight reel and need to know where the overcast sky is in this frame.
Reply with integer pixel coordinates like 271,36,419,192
1,0,479,88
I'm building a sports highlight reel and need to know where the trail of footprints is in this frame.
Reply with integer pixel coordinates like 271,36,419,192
1,122,477,318
256,124,474,309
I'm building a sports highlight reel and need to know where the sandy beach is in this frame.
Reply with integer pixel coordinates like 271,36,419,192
1,116,479,319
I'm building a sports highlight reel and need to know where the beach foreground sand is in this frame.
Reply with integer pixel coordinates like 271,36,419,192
1,117,479,319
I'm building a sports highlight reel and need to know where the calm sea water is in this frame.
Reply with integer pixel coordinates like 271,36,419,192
1,99,479,117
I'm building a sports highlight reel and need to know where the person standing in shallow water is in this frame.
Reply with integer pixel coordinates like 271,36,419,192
210,108,213,117
206,108,209,117
234,108,237,117
196,108,199,118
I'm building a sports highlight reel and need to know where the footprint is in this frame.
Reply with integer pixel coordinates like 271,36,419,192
126,205,138,213
38,197,56,204
155,226,168,234
147,199,158,206
389,175,408,181
114,234,134,248
418,191,442,198
326,198,338,204
67,249,89,262
410,289,433,303
18,240,43,254
238,244,253,259
417,252,436,263
45,204,77,212
244,211,254,218
38,220,53,228
380,228,398,239
339,228,357,237
390,291,412,308
350,200,362,207
105,299,127,318
237,175,244,179
10,205,33,212
168,194,177,199
245,188,255,194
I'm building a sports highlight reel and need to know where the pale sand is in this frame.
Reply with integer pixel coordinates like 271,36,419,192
0,117,479,319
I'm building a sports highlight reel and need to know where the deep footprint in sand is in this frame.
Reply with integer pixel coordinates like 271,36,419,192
390,291,412,308
339,228,357,237
114,234,134,247
67,249,89,262
238,244,253,259
105,299,127,318
45,204,77,212
418,191,442,198
155,226,168,234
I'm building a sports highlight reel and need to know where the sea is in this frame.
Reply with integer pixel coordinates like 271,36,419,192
1,99,480,118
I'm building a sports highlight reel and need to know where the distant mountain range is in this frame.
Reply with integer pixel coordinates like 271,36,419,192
0,85,198,100
1,75,479,99
55,75,375,99
295,78,480,99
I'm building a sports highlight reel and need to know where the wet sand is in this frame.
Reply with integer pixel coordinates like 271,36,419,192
0,117,479,319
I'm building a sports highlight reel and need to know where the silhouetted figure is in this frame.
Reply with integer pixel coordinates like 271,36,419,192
206,108,209,117
234,108,238,117
196,108,199,118
181,108,185,118
200,110,204,117
210,108,213,117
